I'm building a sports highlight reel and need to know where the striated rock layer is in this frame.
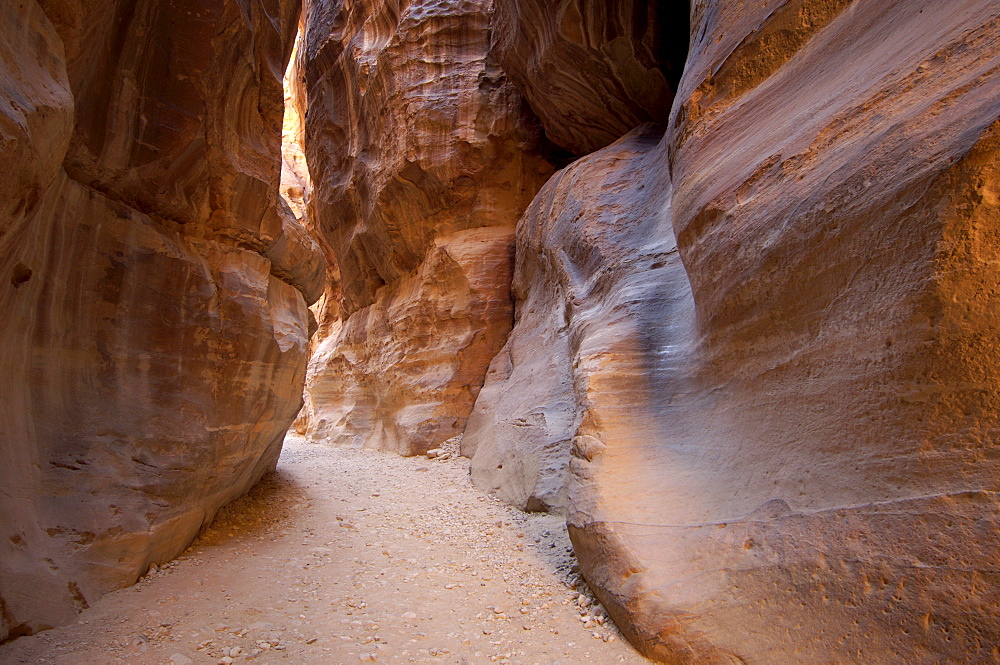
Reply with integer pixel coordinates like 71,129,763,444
471,0,1000,662
490,0,688,155
281,22,312,224
298,0,554,453
463,125,679,516
0,0,320,641
308,227,517,455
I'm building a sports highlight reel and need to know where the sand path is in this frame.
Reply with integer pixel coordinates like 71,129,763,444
0,435,648,665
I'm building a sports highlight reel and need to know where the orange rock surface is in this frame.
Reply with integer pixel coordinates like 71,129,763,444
0,0,318,640
5,0,1000,661
470,1,1000,661
489,0,688,155
297,0,554,453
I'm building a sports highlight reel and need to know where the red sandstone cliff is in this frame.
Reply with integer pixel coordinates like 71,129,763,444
296,0,554,455
0,0,319,640
5,1,1000,661
489,0,686,156
466,0,1000,662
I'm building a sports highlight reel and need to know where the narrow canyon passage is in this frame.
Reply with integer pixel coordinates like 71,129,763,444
5,1,1000,662
0,435,647,665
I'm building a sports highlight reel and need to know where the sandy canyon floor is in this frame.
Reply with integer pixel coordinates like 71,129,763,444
0,435,648,665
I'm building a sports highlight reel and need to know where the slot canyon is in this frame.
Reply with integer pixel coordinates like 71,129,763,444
1,0,999,663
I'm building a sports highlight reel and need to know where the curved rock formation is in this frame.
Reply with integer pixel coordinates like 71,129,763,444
0,0,317,640
307,226,518,454
489,0,688,155
462,124,679,514
471,0,1000,662
298,0,554,453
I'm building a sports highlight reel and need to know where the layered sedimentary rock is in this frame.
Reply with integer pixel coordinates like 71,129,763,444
308,227,517,454
490,0,688,155
281,27,311,223
472,0,1000,662
463,125,678,514
0,0,318,641
298,0,553,453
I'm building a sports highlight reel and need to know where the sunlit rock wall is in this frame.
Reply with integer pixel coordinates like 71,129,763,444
470,0,1000,662
0,0,319,641
299,0,554,454
281,22,312,224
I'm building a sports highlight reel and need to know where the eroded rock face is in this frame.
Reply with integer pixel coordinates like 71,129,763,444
299,0,554,453
281,24,312,224
469,0,1000,661
0,0,317,640
566,1,1000,662
490,0,688,155
462,125,679,513
307,227,517,454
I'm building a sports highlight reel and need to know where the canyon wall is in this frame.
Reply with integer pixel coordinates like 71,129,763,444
0,0,317,640
297,0,554,454
462,125,681,517
461,0,688,512
467,0,1000,662
490,0,686,155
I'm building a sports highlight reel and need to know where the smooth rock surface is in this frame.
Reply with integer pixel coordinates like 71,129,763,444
299,0,554,453
463,125,678,514
490,0,689,155
468,1,1000,661
0,0,316,641
566,1,1000,662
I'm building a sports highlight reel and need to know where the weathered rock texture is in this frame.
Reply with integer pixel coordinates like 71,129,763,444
307,227,518,454
471,0,1000,662
298,0,554,453
0,0,318,641
281,25,312,223
462,125,679,514
490,0,688,155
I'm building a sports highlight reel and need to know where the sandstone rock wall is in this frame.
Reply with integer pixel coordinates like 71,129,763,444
298,0,554,454
469,0,1000,662
489,0,688,155
462,125,679,514
0,0,318,641
281,23,312,224
307,227,517,454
